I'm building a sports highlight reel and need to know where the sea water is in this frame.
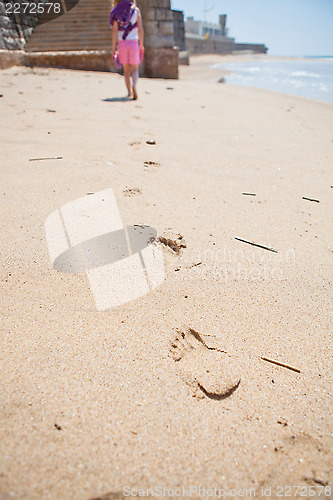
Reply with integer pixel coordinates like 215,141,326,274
215,57,333,103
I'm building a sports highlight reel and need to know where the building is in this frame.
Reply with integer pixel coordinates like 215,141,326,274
184,14,267,55
186,15,228,39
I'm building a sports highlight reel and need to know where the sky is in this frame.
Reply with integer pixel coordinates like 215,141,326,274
170,0,333,56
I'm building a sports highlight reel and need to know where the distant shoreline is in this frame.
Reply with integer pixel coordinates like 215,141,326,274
182,53,333,104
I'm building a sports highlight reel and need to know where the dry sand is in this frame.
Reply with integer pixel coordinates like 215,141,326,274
0,54,332,499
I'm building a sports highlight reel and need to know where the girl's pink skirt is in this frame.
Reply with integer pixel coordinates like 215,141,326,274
117,40,140,65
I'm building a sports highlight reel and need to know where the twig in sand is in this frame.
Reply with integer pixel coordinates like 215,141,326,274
242,193,256,196
304,477,328,487
261,356,301,373
190,261,202,268
29,156,62,161
235,237,278,253
302,196,320,203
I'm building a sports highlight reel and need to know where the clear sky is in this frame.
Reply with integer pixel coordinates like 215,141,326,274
170,0,333,56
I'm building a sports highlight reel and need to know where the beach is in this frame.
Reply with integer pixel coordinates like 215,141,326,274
0,54,332,499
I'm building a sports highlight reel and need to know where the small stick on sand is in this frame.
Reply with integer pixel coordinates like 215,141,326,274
29,156,63,161
261,356,301,373
190,261,202,268
242,193,256,196
302,196,320,203
235,237,278,253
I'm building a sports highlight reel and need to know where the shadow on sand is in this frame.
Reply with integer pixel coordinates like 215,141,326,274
52,226,158,274
102,97,132,103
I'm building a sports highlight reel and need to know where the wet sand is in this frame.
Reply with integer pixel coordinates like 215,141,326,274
0,54,332,499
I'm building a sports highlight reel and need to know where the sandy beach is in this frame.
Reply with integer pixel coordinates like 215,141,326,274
1,54,332,499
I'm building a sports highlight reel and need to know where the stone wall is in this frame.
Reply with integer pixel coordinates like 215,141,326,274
0,48,24,68
0,0,42,50
137,0,178,78
0,0,180,78
172,9,185,51
24,50,114,71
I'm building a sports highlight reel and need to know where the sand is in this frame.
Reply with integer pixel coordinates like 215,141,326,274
0,54,332,499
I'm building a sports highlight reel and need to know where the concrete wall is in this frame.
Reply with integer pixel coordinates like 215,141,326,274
233,43,268,54
185,34,235,55
185,34,268,55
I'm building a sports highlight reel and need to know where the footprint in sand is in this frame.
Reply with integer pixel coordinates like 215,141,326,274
144,160,160,169
260,434,332,490
89,492,125,500
159,232,186,255
123,187,142,197
169,328,241,399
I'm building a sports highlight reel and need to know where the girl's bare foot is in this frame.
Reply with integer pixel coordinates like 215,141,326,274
132,87,138,100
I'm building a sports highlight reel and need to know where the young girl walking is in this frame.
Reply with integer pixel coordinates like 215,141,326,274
110,0,144,100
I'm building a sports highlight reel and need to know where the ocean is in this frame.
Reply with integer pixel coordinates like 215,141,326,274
214,57,333,103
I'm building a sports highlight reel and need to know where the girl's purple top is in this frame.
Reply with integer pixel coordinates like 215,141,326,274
110,1,137,40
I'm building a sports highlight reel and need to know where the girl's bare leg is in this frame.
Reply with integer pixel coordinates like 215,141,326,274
123,64,132,97
130,64,139,100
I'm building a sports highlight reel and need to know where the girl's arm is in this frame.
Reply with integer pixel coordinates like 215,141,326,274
137,8,144,50
111,20,118,56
